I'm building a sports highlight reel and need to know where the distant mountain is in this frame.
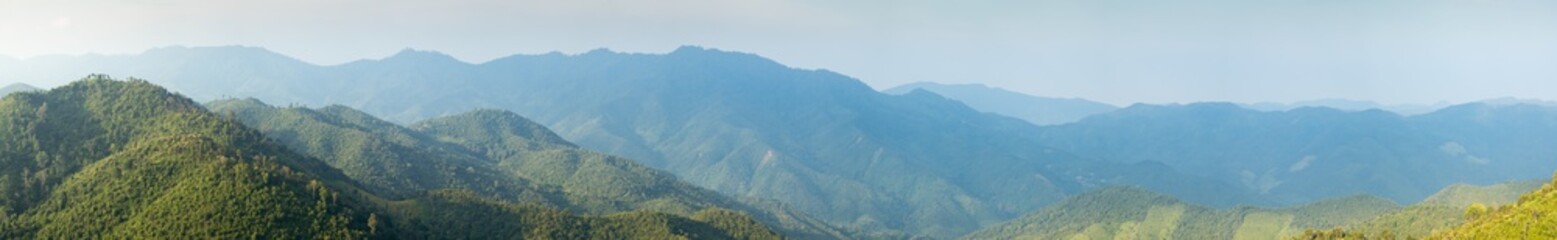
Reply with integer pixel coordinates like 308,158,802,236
206,98,854,239
0,76,796,239
882,82,1118,125
1034,102,1557,205
0,45,1249,238
1242,99,1451,116
961,187,1399,240
0,83,39,97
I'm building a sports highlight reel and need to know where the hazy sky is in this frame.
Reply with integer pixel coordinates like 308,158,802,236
2,0,1555,105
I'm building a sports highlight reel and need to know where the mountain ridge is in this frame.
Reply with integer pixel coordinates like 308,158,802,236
882,82,1118,125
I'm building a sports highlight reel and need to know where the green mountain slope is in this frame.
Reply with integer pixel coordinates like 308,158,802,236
1432,175,1557,239
882,82,1117,125
1348,179,1544,238
0,76,371,238
0,76,799,239
963,187,1399,240
206,98,854,239
382,189,783,239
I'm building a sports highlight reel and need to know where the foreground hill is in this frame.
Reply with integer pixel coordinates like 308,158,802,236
962,187,1399,240
882,82,1118,125
207,98,853,238
0,76,792,239
967,179,1547,240
1432,175,1557,239
1,45,1252,238
1349,179,1545,238
0,76,373,238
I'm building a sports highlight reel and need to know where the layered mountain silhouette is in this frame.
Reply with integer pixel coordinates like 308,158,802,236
882,82,1118,125
0,76,809,239
0,46,1246,238
1033,102,1557,205
205,98,854,239
8,46,1557,238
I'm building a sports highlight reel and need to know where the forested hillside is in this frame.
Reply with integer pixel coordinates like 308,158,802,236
206,98,855,239
1432,175,1557,239
1346,179,1546,238
0,76,799,239
962,187,1399,240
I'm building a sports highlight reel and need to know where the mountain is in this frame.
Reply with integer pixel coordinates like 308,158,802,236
0,75,371,238
0,75,798,239
961,187,1400,240
1434,173,1557,239
0,83,39,97
1033,102,1557,205
18,46,1556,238
206,98,855,239
967,179,1549,239
1242,99,1450,116
1348,179,1546,238
0,45,1254,238
881,82,1118,125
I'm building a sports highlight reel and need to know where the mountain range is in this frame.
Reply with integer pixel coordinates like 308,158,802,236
1,46,1248,238
0,76,805,239
1032,102,1557,206
6,46,1557,238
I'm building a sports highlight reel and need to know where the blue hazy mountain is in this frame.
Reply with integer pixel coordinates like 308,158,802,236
0,46,1252,238
1241,99,1451,116
882,82,1118,125
1033,102,1557,205
0,83,40,97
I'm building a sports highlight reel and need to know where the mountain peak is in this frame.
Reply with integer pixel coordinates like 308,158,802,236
383,48,466,64
2,82,41,92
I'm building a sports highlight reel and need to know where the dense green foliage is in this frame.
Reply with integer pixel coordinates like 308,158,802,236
381,189,783,239
0,76,796,239
961,187,1399,240
206,99,853,239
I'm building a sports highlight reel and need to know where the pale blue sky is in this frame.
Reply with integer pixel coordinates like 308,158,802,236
2,0,1554,105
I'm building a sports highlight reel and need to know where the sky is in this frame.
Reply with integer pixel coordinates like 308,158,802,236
2,0,1555,106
